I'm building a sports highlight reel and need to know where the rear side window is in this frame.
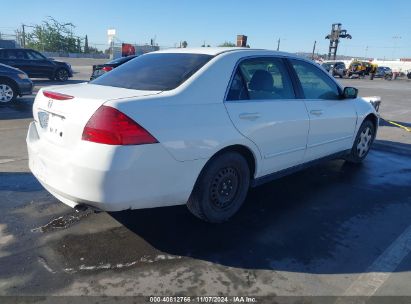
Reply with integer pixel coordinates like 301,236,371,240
12,50,28,60
4,50,17,59
290,59,340,100
227,57,295,101
91,53,213,91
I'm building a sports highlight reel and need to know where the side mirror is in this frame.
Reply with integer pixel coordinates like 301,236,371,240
343,87,358,99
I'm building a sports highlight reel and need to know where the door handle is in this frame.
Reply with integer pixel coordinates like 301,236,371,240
310,110,323,116
239,112,261,120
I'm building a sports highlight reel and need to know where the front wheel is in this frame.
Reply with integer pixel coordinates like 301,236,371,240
346,120,375,163
187,152,250,223
0,81,17,104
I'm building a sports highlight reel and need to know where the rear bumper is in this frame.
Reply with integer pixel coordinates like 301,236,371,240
27,121,205,211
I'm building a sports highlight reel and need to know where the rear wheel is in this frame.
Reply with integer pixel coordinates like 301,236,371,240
0,80,17,104
187,152,250,223
346,120,375,163
55,68,69,82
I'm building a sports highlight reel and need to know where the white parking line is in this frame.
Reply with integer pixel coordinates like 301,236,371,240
342,224,411,296
0,158,26,164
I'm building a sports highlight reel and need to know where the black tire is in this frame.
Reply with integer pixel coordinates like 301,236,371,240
55,68,69,82
346,120,375,163
0,80,17,104
187,152,250,223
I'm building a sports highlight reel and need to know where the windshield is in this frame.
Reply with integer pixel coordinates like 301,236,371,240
91,53,213,91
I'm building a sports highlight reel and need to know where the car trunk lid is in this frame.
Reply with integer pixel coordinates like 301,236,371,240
33,83,161,148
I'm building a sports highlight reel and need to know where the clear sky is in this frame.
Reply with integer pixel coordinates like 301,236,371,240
1,0,410,59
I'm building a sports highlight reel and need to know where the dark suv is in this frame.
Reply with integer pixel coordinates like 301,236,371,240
0,48,73,82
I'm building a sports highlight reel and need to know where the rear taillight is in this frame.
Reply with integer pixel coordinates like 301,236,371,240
101,66,113,72
82,106,158,145
43,90,74,100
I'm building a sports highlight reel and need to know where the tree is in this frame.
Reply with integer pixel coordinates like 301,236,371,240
77,37,81,52
87,46,102,54
218,41,236,47
84,35,89,53
25,17,77,52
181,41,188,48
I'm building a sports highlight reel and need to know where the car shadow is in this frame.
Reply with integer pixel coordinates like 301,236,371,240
0,172,43,192
110,150,411,273
0,96,34,120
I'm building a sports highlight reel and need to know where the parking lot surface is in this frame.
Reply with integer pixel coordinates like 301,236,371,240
0,62,410,297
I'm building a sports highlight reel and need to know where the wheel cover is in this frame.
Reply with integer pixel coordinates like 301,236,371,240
210,167,240,210
58,69,68,81
356,126,373,157
0,84,14,103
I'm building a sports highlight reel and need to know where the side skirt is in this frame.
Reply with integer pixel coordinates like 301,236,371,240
251,149,351,187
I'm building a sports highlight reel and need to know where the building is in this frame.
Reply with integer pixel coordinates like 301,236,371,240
0,39,18,49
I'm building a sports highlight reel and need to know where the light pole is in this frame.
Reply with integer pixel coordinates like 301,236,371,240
392,36,401,60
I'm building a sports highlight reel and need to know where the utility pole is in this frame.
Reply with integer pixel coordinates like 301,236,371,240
392,36,401,60
22,24,26,48
277,38,280,51
312,40,317,60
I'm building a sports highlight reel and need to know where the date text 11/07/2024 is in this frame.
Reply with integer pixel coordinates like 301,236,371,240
149,296,257,303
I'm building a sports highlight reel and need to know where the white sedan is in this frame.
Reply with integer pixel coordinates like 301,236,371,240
27,48,378,223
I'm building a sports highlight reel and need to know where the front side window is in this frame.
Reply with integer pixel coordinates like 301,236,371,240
291,59,340,100
91,53,212,91
227,57,295,101
27,51,46,60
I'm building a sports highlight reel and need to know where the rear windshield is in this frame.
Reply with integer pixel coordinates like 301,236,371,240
107,56,135,65
91,53,213,91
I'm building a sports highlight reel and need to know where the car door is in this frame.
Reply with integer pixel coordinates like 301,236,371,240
0,50,7,65
289,59,357,162
225,57,310,177
13,49,34,74
26,50,55,77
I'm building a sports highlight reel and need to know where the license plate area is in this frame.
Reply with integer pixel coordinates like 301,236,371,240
38,111,49,129
39,111,65,141
48,113,65,137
